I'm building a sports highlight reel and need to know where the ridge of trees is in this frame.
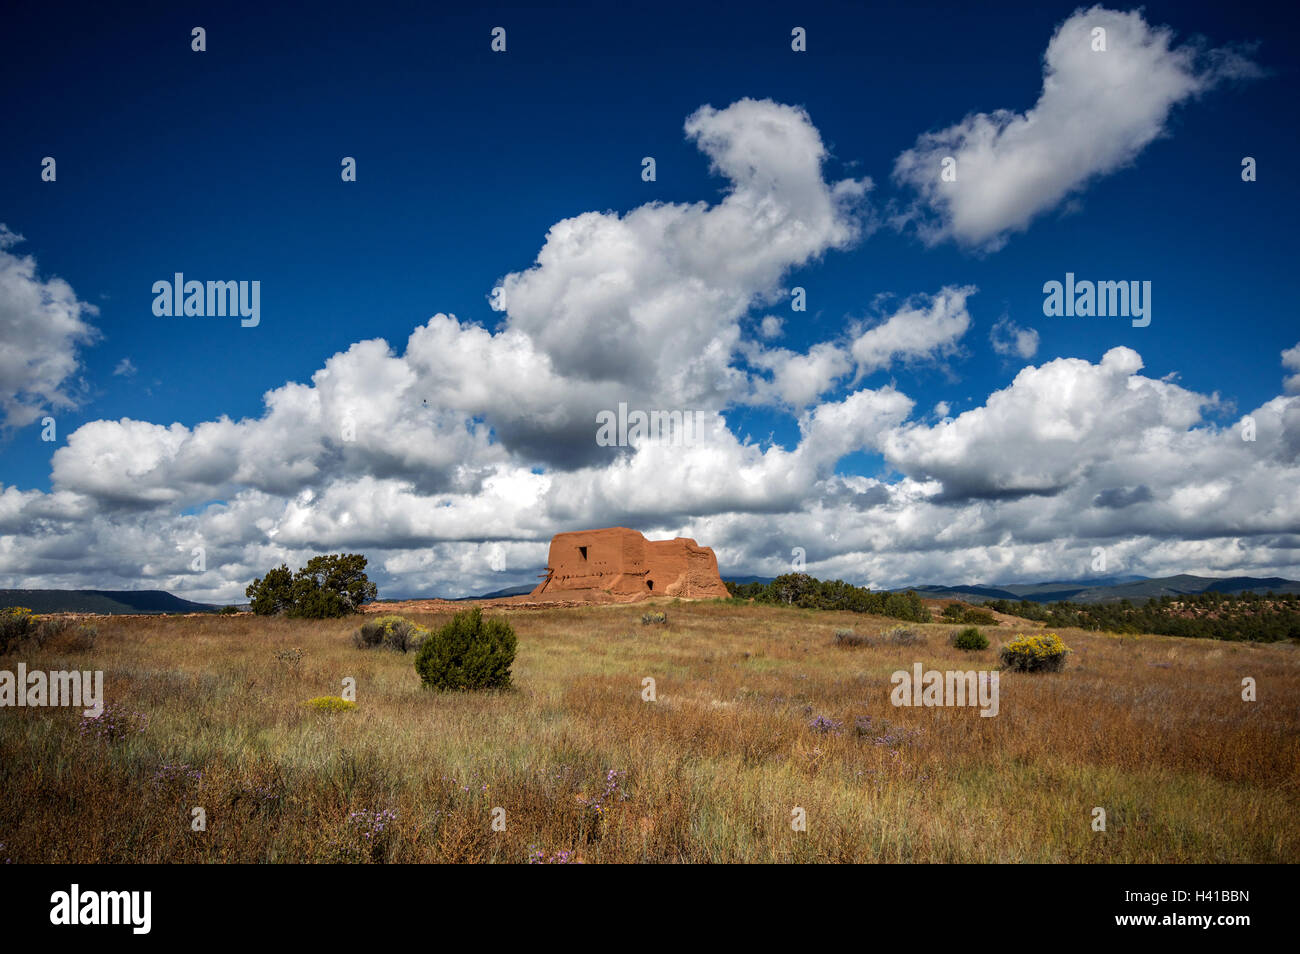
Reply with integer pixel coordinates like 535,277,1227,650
983,591,1300,642
725,573,932,623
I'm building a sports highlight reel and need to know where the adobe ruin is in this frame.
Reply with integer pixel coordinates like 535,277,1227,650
529,527,729,603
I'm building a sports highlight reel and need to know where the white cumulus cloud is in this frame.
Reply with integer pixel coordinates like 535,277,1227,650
0,226,99,428
892,6,1259,250
849,286,975,378
1282,342,1300,394
990,316,1040,359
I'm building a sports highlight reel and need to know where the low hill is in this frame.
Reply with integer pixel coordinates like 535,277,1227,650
449,584,536,601
0,589,218,615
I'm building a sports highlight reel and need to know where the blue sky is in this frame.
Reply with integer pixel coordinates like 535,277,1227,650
1,1,1297,599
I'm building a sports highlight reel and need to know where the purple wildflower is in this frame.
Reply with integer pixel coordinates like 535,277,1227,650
808,715,844,734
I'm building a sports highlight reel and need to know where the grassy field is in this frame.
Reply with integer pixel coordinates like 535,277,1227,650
1,601,1296,863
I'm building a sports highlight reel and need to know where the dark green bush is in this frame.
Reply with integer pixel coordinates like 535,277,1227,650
952,627,989,650
414,607,517,692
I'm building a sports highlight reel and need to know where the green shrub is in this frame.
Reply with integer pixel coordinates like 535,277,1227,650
354,615,428,652
641,611,668,626
217,605,240,615
0,608,36,654
415,607,517,692
1000,632,1072,672
952,627,989,650
941,603,966,621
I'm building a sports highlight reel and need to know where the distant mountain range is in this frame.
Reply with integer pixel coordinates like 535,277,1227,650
722,573,1300,605
448,584,537,600
0,589,220,615
906,574,1300,605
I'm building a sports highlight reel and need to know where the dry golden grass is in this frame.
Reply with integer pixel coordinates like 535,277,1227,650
1,601,1296,863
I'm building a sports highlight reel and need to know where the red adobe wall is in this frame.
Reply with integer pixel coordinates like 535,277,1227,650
530,527,729,602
